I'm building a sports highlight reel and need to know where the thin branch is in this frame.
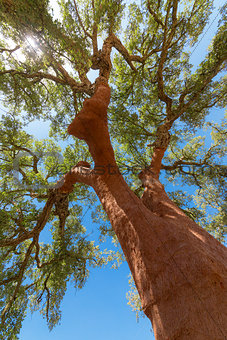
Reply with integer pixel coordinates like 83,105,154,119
41,40,92,91
91,0,98,55
73,0,92,39
156,0,175,116
10,143,39,173
179,166,203,190
162,159,203,171
0,275,19,287
45,282,51,321
174,58,226,122
147,1,164,28
1,240,35,323
0,45,20,53
0,69,67,84
111,34,144,70
35,274,51,322
0,191,56,248
109,115,153,137
34,237,41,268
161,144,220,173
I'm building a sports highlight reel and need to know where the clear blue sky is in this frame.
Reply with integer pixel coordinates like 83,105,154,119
0,1,224,339
19,261,154,340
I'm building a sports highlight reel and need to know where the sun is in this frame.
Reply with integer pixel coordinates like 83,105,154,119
15,36,42,62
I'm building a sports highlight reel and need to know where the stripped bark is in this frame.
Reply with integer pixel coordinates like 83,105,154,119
58,81,227,340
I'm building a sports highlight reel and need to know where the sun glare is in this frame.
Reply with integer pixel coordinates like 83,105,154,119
25,36,37,49
0,1,60,64
15,36,42,62
0,32,42,63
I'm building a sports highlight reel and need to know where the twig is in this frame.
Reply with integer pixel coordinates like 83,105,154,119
73,0,92,39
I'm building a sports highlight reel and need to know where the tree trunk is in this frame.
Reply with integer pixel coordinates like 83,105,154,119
59,82,227,340
91,172,227,340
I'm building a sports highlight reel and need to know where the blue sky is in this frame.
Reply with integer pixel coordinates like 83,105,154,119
20,261,154,340
0,0,225,339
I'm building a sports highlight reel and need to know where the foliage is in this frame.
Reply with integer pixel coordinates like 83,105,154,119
0,0,226,336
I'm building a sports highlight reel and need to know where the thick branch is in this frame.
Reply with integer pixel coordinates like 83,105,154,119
150,148,166,178
56,162,94,193
167,0,179,46
157,52,173,115
67,82,115,167
92,24,98,55
92,34,149,75
101,38,112,79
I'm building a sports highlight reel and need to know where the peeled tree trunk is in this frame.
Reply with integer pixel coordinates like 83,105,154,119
58,81,227,340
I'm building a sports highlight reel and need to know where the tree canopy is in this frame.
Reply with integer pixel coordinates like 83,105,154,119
0,0,226,338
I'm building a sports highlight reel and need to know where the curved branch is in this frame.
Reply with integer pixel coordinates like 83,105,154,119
111,34,141,71
0,68,93,95
67,82,115,167
156,0,180,116
0,69,67,84
55,162,95,193
175,59,226,121
147,1,164,28
10,143,39,173
0,45,20,53
0,191,56,248
1,240,35,323
73,0,92,39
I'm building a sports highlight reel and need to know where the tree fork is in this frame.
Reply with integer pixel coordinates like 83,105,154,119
59,81,227,340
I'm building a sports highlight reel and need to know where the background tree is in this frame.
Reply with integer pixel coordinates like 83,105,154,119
0,0,226,339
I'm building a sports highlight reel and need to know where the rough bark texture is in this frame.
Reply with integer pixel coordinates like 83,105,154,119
59,82,227,340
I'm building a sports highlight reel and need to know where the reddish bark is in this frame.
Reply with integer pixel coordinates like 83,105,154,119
68,82,115,166
59,82,227,340
150,148,166,177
